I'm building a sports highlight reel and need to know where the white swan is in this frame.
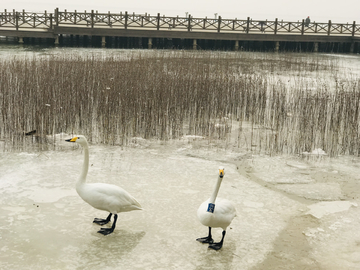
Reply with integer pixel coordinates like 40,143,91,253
196,167,236,250
66,135,142,235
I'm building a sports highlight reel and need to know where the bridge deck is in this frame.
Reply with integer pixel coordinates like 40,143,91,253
0,9,359,46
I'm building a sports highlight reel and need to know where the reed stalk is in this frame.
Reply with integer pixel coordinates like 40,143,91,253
0,51,358,157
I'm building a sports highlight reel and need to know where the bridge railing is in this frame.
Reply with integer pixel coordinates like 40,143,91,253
1,9,359,37
0,10,53,30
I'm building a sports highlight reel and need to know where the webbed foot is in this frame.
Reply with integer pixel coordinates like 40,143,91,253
93,213,112,225
97,227,114,235
93,218,110,225
208,230,226,250
196,236,214,244
208,242,223,250
96,214,117,235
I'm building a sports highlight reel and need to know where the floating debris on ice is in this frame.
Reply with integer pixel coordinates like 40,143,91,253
302,148,327,156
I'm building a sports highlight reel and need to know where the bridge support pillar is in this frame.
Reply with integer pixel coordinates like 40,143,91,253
101,36,106,48
148,38,152,49
54,35,59,46
275,41,280,52
18,37,24,44
193,39,197,50
350,42,355,53
314,42,319,52
235,40,239,51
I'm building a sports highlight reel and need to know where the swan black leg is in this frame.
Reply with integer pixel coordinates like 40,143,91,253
196,227,214,244
93,213,112,225
98,214,118,235
208,230,226,250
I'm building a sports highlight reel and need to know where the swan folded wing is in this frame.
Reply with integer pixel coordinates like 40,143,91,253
78,183,142,213
213,200,236,222
214,198,236,216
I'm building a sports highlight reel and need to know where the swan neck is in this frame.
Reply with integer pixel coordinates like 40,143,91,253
77,146,89,186
209,176,222,204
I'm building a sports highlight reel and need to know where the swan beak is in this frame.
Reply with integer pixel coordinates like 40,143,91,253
65,137,77,142
219,169,225,178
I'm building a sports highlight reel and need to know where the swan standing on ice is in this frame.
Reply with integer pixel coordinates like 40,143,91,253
197,167,236,250
66,136,142,235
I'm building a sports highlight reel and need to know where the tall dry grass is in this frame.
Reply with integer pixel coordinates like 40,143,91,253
0,51,359,156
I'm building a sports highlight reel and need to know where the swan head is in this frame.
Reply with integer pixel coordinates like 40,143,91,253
65,135,88,148
219,167,225,178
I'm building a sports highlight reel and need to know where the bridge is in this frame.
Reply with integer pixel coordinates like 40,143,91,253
0,8,359,52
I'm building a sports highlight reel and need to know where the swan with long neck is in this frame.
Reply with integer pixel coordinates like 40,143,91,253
66,135,142,235
196,167,236,250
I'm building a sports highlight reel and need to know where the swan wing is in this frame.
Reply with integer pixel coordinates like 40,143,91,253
77,183,142,213
213,198,236,226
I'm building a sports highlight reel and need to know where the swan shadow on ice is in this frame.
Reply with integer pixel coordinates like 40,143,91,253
78,230,146,267
195,240,237,269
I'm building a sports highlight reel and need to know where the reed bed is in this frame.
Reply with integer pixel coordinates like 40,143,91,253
0,51,359,157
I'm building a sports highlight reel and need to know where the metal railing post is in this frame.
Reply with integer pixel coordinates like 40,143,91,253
187,15,191,31
55,8,59,26
125,11,128,29
15,11,19,30
352,21,356,37
157,13,160,30
246,17,250,33
217,16,221,32
301,19,305,35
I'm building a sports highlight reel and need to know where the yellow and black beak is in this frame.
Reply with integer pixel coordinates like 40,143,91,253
219,168,225,178
65,137,78,143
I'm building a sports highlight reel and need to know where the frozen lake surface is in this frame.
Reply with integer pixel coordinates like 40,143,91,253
0,48,360,269
1,132,359,269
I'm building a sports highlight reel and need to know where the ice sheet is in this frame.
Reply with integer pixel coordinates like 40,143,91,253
1,138,359,269
306,201,357,219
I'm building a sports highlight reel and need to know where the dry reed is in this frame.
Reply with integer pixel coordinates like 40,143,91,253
0,51,358,157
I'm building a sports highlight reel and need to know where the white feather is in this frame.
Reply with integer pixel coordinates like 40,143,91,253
197,167,236,230
66,135,142,234
198,197,236,230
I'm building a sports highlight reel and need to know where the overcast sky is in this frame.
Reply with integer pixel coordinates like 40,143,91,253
2,0,359,23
